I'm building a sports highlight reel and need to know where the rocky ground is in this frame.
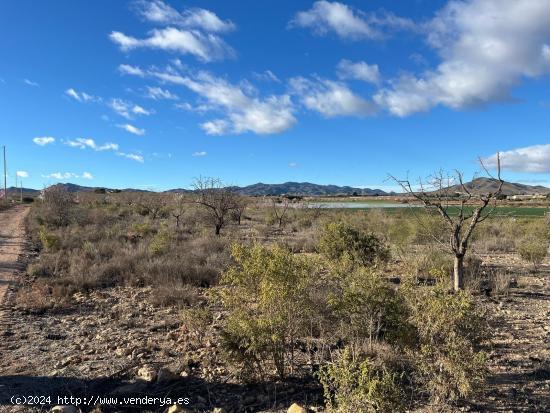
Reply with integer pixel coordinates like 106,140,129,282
468,253,550,413
0,206,548,412
0,283,322,413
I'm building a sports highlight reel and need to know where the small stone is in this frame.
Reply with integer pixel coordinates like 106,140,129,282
137,365,157,382
165,405,192,413
288,403,308,413
50,407,79,413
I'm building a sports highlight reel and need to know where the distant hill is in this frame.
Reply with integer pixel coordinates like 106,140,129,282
7,187,40,196
166,182,386,196
230,182,386,196
447,178,550,196
17,179,549,197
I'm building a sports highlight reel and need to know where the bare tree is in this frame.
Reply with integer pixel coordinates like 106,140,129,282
42,185,74,226
232,196,249,225
270,197,291,229
390,154,503,291
171,193,186,228
193,177,238,235
133,193,168,220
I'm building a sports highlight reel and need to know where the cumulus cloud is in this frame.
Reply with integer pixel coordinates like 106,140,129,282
146,86,178,100
64,138,119,151
289,76,376,117
375,0,550,116
16,171,29,178
118,123,146,135
135,0,235,32
42,172,93,180
290,1,414,40
117,152,144,163
192,151,207,157
109,98,152,119
118,64,146,77
253,70,281,83
33,136,55,146
337,59,380,84
23,78,39,87
483,144,550,173
109,28,234,62
65,88,101,102
150,69,296,135
291,1,379,39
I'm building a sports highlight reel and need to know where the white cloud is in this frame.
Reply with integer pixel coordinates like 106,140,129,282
136,0,235,32
117,152,144,163
337,59,380,84
253,70,281,83
23,78,39,87
290,76,376,117
146,86,178,100
192,151,207,157
290,1,379,40
119,65,296,135
42,172,93,180
16,171,29,178
289,162,298,168
33,136,55,146
200,119,231,135
118,64,145,77
132,104,152,116
375,0,550,116
483,144,550,173
64,138,119,152
109,28,234,62
118,123,146,135
109,98,152,119
159,70,296,135
65,88,100,102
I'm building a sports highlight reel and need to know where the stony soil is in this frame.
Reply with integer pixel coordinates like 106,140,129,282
0,206,548,412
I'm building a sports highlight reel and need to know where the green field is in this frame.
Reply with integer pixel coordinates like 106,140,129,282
320,203,549,217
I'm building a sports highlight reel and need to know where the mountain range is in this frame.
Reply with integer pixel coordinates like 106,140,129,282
6,179,550,197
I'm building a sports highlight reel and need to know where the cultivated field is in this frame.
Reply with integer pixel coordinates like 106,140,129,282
0,188,549,413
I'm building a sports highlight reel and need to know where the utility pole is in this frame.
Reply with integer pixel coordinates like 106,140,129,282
20,180,23,203
2,146,7,203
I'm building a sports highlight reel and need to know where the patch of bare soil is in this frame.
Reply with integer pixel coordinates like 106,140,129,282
0,205,29,331
468,253,550,412
0,284,320,413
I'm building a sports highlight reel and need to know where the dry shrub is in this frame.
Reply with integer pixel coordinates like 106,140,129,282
15,279,73,314
181,306,213,346
402,282,489,402
518,237,548,272
150,285,200,308
318,345,408,413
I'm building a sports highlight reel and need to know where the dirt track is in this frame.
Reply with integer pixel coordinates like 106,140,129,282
0,206,29,328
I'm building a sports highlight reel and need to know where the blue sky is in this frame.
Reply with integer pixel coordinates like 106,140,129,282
1,0,549,191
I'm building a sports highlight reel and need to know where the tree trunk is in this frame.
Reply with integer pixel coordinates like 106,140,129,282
215,224,221,235
453,254,464,291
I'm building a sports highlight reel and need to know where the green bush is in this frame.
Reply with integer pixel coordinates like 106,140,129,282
318,222,389,267
402,283,488,402
518,237,548,271
39,226,61,252
326,267,409,346
148,227,170,256
318,347,406,413
220,243,314,379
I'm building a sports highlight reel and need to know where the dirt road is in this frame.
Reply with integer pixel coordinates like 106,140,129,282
0,205,29,326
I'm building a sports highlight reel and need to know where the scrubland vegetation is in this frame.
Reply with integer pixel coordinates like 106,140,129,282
18,185,550,412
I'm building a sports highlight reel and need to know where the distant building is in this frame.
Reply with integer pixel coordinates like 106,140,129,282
507,194,546,200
